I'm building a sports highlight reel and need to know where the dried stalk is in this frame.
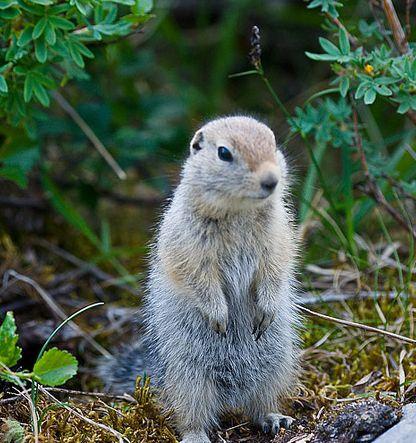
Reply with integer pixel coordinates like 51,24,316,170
0,388,136,405
298,304,416,344
405,0,415,36
302,290,409,305
381,0,410,54
53,91,127,180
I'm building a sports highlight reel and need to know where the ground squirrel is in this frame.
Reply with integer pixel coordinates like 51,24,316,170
100,116,301,443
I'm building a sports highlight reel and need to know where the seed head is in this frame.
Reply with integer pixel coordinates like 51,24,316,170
249,25,262,69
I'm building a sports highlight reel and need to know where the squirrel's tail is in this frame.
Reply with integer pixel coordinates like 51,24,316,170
97,339,148,394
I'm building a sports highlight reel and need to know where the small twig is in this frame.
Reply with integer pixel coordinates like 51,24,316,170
297,304,416,344
326,13,359,47
406,0,415,36
53,91,127,180
39,387,130,443
352,107,416,239
302,290,410,305
381,0,410,54
0,387,136,406
369,0,396,51
2,270,111,357
45,387,136,403
358,184,416,239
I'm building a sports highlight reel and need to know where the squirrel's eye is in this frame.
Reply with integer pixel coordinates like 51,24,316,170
218,146,233,162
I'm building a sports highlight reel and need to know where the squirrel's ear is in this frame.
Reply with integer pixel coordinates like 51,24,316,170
190,131,204,155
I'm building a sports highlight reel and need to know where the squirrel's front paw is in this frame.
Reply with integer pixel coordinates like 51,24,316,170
201,304,228,335
252,306,276,341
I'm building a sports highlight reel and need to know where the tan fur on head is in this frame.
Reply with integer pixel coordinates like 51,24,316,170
192,116,277,171
184,116,288,214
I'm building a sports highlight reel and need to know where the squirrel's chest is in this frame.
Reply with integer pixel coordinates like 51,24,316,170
217,236,260,301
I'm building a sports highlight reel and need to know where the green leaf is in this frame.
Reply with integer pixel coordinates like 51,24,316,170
33,348,78,386
24,74,35,102
0,6,19,18
68,43,85,67
0,0,18,10
338,27,350,55
49,16,75,30
339,77,349,97
49,3,70,14
376,85,392,96
35,38,47,63
0,75,8,93
30,0,53,5
100,219,111,253
397,101,410,114
110,0,135,4
18,26,33,47
305,51,339,61
355,81,368,99
319,37,340,56
72,0,87,14
307,0,341,18
44,22,56,45
33,17,47,39
132,0,152,14
364,88,376,104
33,82,50,106
0,312,22,367
72,39,94,58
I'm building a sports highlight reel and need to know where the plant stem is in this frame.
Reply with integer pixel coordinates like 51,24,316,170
255,65,341,224
31,302,104,408
258,69,291,120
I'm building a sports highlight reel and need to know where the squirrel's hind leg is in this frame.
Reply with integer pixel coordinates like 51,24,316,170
243,392,294,435
162,370,220,443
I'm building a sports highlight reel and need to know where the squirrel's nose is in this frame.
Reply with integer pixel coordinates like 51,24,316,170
260,173,278,193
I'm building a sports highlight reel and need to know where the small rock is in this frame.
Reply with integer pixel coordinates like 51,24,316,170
313,398,399,442
373,403,416,443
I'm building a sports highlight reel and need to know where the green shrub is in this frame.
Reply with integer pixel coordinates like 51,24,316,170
0,0,152,186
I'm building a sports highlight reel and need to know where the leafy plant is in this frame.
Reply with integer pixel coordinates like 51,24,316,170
0,0,153,186
0,311,78,387
229,1,416,272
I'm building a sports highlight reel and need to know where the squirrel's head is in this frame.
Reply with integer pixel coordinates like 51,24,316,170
182,116,288,212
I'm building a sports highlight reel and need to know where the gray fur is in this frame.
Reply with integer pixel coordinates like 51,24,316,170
100,116,301,443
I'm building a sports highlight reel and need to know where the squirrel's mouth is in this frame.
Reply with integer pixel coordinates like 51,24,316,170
253,190,276,200
249,194,275,202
